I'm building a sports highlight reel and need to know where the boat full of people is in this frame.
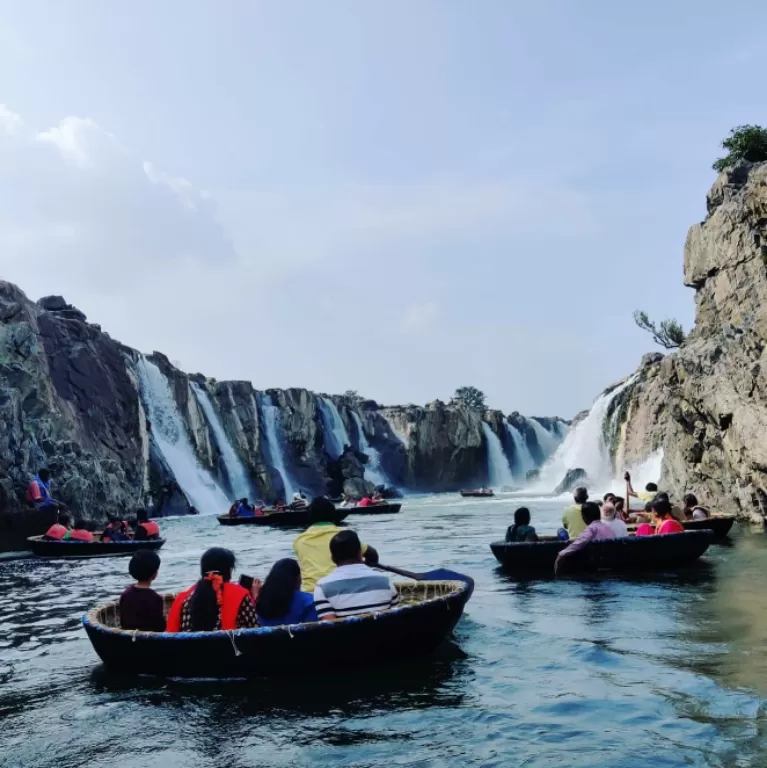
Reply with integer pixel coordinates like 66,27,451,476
460,488,495,498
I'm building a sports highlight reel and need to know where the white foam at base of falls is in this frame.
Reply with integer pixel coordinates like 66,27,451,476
482,422,515,489
259,394,299,500
351,412,390,488
318,397,351,459
136,357,230,515
191,383,251,501
505,423,535,481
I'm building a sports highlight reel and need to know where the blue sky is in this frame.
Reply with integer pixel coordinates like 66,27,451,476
0,1,763,417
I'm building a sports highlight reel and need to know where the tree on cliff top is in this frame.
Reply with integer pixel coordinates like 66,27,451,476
633,310,686,350
713,125,767,172
454,386,486,411
343,390,363,406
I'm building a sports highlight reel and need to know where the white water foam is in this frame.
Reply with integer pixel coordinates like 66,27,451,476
259,393,299,500
191,382,252,501
505,423,535,481
528,418,561,461
481,422,515,489
318,397,351,459
136,357,230,515
351,411,390,488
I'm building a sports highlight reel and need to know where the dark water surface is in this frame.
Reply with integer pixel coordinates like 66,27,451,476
2,495,767,767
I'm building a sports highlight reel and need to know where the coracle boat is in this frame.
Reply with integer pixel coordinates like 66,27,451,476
82,578,474,678
217,508,349,527
345,502,402,516
627,516,735,540
27,535,165,559
490,530,713,573
460,490,495,498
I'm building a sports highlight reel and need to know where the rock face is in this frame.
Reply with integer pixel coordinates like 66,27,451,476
604,162,767,520
554,468,589,495
0,279,567,547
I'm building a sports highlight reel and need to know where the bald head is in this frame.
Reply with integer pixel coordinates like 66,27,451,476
573,487,588,504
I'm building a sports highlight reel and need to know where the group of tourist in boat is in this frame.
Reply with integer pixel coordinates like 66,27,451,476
227,490,386,517
119,498,392,633
43,509,161,543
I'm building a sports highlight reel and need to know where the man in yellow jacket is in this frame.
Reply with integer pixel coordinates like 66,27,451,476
562,486,589,538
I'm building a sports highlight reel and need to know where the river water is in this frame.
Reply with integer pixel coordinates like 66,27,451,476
2,495,767,767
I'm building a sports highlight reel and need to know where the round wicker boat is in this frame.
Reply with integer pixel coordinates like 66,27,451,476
82,579,473,678
217,508,349,527
626,516,735,540
345,503,402,516
490,530,714,573
27,535,165,559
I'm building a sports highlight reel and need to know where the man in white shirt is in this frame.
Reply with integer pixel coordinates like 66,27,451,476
314,530,398,620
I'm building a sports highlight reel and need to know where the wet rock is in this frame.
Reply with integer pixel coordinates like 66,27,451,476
554,468,589,495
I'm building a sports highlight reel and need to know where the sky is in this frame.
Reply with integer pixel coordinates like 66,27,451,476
0,1,764,418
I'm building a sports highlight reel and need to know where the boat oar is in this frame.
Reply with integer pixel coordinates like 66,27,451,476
378,563,474,587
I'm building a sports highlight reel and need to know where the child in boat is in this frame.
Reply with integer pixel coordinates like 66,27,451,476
255,558,317,627
120,551,166,632
505,507,539,542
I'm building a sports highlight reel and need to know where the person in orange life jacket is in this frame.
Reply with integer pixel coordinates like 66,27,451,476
44,513,73,541
166,547,261,632
133,508,161,540
103,516,132,542
26,468,64,512
66,519,94,542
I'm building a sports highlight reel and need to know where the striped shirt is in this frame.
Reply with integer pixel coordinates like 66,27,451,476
314,563,398,619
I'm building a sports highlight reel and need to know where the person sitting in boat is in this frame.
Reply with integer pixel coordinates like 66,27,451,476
293,498,379,592
232,498,254,518
314,530,397,621
372,491,385,504
635,502,657,535
613,496,628,520
603,492,616,505
683,494,710,520
166,547,260,632
120,550,166,632
555,502,616,573
275,499,287,512
505,507,539,542
66,519,94,542
134,509,161,540
359,495,373,508
653,498,685,535
624,472,659,504
339,494,355,508
600,502,628,537
255,558,318,627
290,492,308,510
103,517,132,542
43,513,72,541
26,468,65,512
562,487,589,538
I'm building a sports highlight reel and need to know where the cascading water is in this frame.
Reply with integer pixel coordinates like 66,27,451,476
351,411,390,488
534,378,637,493
136,357,230,514
528,418,560,461
191,382,252,500
505,423,535,480
258,394,298,500
318,397,351,459
481,422,515,489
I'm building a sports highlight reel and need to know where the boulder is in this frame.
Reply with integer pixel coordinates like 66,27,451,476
554,468,589,495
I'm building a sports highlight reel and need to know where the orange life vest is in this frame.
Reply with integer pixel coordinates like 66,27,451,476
45,524,67,540
139,520,160,538
69,529,94,542
166,581,251,633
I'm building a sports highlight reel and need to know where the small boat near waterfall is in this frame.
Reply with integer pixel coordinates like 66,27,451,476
460,490,495,498
82,579,473,678
345,502,402,516
626,516,735,540
27,535,166,559
217,508,350,527
490,530,713,573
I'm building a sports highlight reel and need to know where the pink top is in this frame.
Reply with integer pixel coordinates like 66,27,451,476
559,520,616,557
657,519,685,535
636,523,655,536
359,497,372,507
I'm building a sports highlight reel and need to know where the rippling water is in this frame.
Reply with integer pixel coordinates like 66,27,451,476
2,495,767,767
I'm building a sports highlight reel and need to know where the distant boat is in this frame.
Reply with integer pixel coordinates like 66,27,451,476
27,536,165,559
345,502,402,516
460,490,495,498
217,508,349,527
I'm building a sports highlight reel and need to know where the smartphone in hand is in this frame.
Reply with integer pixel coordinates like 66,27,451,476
239,574,254,591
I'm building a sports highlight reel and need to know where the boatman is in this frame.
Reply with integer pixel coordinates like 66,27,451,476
134,508,161,540
561,487,589,538
26,468,65,512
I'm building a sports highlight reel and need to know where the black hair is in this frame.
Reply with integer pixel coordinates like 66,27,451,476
645,482,658,492
654,492,669,502
256,558,301,621
330,530,362,565
188,547,236,631
74,518,87,530
59,513,71,527
683,493,698,507
38,468,51,482
644,501,653,513
573,487,589,504
136,508,149,523
580,502,601,525
652,498,672,518
129,550,161,582
514,507,531,526
309,497,337,524
614,496,625,510
603,492,615,502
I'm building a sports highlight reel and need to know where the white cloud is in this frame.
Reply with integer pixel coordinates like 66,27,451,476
401,301,441,334
0,104,23,136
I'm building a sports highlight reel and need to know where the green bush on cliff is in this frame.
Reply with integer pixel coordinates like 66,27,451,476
713,125,767,172
454,386,486,411
633,311,686,349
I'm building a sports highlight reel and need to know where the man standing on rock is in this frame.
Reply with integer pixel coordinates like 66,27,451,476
26,468,65,512
562,487,589,538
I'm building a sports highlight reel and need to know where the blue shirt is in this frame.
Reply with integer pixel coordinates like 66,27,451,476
257,591,318,627
236,503,255,517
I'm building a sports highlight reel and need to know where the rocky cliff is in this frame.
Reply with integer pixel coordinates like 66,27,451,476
596,161,767,520
0,280,567,541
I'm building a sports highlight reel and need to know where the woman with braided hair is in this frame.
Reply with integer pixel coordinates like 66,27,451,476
166,547,259,632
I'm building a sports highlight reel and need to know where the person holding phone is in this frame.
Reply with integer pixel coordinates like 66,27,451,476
166,547,261,632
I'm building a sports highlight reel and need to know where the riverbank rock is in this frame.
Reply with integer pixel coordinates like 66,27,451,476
554,468,589,495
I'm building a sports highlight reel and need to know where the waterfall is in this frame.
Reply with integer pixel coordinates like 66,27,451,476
136,357,230,514
481,422,515,489
191,382,251,500
505,423,535,480
258,393,298,500
535,378,637,492
318,397,351,459
351,411,390,487
528,418,560,461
